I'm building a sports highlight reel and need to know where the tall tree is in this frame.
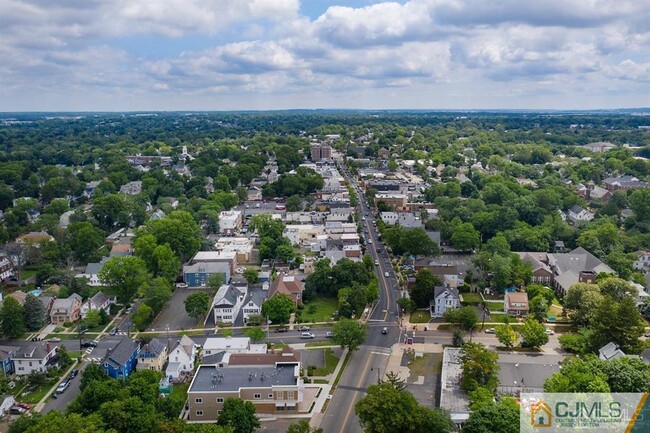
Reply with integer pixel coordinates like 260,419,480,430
65,222,105,263
332,318,366,352
217,398,260,433
495,324,519,349
518,317,549,349
261,294,296,325
451,222,480,251
444,306,478,332
99,256,151,304
23,293,46,331
184,292,212,319
462,399,520,433
1,297,26,338
459,342,500,392
410,268,440,308
146,211,202,261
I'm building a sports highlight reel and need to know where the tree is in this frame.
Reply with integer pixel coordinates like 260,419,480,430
545,357,611,392
242,268,259,285
286,421,322,433
529,295,549,322
151,244,181,283
410,269,440,308
133,304,154,332
451,329,464,347
66,222,105,263
83,310,101,329
99,256,151,304
217,398,260,433
459,342,500,392
402,228,441,260
285,195,302,212
0,296,26,338
518,317,549,349
397,297,417,314
468,387,495,411
97,395,162,433
244,326,265,343
444,306,478,332
356,383,454,433
563,283,603,326
495,324,519,349
332,318,366,352
184,292,212,319
598,277,638,301
462,399,520,433
261,294,296,325
601,357,650,392
23,293,46,331
591,295,645,353
146,211,202,261
141,277,173,314
451,222,480,251
382,371,407,392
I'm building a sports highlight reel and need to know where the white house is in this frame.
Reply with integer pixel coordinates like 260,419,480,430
429,286,460,318
202,337,266,356
380,212,399,225
13,343,59,375
211,284,246,324
242,289,266,323
633,250,650,272
567,205,594,224
0,395,16,417
75,261,106,287
81,291,115,318
166,335,197,380
218,210,243,235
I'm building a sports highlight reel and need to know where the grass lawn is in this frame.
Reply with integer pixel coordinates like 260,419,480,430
17,379,58,404
486,302,504,312
46,333,88,340
461,293,483,304
299,297,338,323
170,383,189,402
406,353,442,381
313,348,340,376
410,310,431,323
305,341,336,348
20,270,37,280
548,303,563,319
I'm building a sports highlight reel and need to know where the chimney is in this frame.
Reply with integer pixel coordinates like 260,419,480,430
46,342,51,353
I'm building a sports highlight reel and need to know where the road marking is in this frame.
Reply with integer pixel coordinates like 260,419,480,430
338,351,375,433
371,351,389,356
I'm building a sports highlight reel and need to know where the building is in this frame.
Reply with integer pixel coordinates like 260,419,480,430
583,142,616,153
212,285,246,324
187,362,305,421
103,338,140,380
242,288,266,324
75,261,105,287
126,155,173,166
430,286,460,318
269,274,303,305
310,143,332,161
374,193,408,211
0,395,16,417
516,253,553,285
496,353,564,395
576,182,611,202
50,294,83,324
0,345,19,376
214,237,255,264
634,250,650,272
567,205,594,224
202,337,265,357
137,338,168,371
0,255,14,281
119,180,142,195
504,292,530,316
183,261,231,288
13,343,59,375
80,291,114,318
603,175,650,191
166,335,197,380
598,342,627,361
218,211,243,235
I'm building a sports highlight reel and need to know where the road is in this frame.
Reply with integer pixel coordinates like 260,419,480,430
319,163,400,433
41,362,86,413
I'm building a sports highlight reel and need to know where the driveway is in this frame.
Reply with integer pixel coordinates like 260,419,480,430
150,288,211,331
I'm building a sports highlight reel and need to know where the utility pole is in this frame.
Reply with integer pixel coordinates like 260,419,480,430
371,367,381,384
267,316,271,340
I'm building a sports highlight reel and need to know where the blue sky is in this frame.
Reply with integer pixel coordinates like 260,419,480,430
1,0,648,111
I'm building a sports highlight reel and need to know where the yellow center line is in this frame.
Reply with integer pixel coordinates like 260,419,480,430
338,351,375,433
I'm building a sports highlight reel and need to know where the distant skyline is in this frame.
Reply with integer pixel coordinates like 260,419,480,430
2,0,649,111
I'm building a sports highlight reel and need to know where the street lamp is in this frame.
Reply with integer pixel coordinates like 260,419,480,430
267,317,272,340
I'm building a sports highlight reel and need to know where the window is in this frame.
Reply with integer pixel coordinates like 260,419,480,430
268,393,274,399
195,398,202,404
217,410,222,415
195,410,203,416
254,393,261,399
288,391,295,400
217,398,224,403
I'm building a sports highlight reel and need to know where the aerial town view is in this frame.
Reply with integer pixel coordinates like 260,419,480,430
0,1,649,433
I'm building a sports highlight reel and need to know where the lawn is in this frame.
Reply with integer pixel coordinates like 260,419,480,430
312,348,340,376
16,379,58,404
170,383,189,402
20,269,37,280
486,302,504,312
548,303,563,319
461,293,483,304
407,353,442,381
409,310,431,323
299,297,339,323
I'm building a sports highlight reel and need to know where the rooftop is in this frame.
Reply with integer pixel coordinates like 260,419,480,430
190,364,299,392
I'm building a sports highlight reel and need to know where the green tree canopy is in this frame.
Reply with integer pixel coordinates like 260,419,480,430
459,342,500,392
261,294,296,325
99,256,151,304
1,296,26,338
332,318,367,352
217,398,260,433
184,292,212,319
518,317,549,349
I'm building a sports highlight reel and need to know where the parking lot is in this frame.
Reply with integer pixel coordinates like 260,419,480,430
150,287,210,332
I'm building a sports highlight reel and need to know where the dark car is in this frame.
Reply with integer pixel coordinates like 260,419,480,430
275,327,289,333
81,341,97,348
381,327,388,334
69,369,79,379
109,327,117,336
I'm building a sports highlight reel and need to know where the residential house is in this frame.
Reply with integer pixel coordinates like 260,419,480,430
517,253,553,284
201,337,266,357
576,182,611,202
603,175,650,191
84,180,101,198
150,210,165,221
76,260,106,286
103,338,140,380
187,362,305,421
50,294,82,325
13,343,59,375
567,205,594,224
218,211,243,235
137,338,168,371
119,180,142,195
247,186,262,201
430,286,460,318
242,289,266,324
166,335,197,380
7,290,27,306
211,285,246,324
81,291,115,318
504,292,529,316
0,255,14,281
0,345,19,376
634,250,650,272
0,395,16,417
269,274,303,305
378,147,390,158
598,342,627,361
584,142,616,153
183,261,231,288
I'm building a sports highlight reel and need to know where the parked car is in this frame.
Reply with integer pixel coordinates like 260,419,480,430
381,327,388,335
81,341,97,348
109,327,118,336
484,328,496,334
48,337,61,342
9,406,26,415
15,402,32,410
326,331,334,338
175,282,188,289
276,327,289,333
545,328,555,335
300,332,315,339
56,381,70,394
298,325,311,332
69,369,79,379
384,272,389,277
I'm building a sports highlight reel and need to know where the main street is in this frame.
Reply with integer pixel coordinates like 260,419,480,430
319,163,400,433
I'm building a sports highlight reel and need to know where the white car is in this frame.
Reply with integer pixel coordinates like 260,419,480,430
176,282,188,288
368,239,372,244
545,328,555,335
484,328,496,334
56,381,70,394
384,272,389,277
300,332,315,339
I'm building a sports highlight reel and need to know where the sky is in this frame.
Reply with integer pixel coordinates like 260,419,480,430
1,0,649,111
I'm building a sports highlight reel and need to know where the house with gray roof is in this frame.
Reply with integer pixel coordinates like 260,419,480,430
0,345,19,375
567,205,594,224
50,293,82,325
166,335,197,379
211,285,246,324
603,175,650,191
137,338,168,371
81,291,114,318
598,342,627,361
75,258,108,286
13,342,59,375
241,288,266,325
430,286,460,318
103,338,140,380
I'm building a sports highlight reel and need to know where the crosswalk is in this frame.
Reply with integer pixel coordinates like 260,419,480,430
86,357,103,363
